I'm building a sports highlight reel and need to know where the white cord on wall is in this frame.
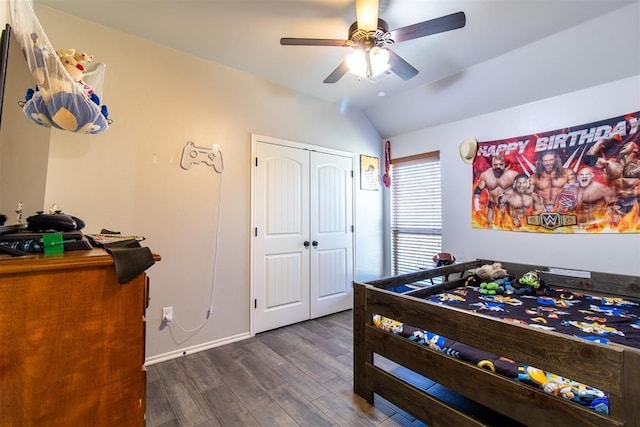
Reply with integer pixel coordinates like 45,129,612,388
167,145,224,340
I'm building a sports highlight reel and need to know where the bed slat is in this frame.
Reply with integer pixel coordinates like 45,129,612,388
365,261,481,289
365,363,488,427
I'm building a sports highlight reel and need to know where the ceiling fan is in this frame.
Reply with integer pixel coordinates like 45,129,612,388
280,0,466,84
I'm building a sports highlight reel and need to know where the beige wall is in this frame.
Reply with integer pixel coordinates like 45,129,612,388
27,6,384,360
1,0,6,27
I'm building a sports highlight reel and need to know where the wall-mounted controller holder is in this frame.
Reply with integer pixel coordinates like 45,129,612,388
180,141,224,173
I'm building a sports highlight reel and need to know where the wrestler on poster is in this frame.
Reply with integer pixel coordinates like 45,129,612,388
471,111,640,233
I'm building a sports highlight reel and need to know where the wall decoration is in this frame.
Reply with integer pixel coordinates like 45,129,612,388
383,140,392,187
459,137,478,164
360,154,380,190
471,111,640,233
180,141,224,173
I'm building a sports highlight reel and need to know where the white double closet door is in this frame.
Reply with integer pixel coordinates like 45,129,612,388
252,135,354,334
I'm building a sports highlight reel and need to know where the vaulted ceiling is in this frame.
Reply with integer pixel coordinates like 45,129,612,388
34,0,640,138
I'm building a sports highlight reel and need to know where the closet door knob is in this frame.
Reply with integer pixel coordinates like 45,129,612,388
304,241,310,247
312,241,318,247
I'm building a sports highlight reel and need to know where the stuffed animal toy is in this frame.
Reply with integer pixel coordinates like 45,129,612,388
465,262,508,288
29,33,55,86
518,271,541,289
21,36,111,134
56,48,94,65
480,281,500,295
512,270,548,296
495,276,518,295
474,263,508,282
56,49,103,107
57,51,85,83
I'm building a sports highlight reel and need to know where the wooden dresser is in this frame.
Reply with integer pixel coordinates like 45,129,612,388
0,248,158,426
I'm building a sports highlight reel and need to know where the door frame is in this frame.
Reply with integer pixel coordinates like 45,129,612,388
250,134,356,336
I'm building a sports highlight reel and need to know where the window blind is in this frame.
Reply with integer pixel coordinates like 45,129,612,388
390,152,442,276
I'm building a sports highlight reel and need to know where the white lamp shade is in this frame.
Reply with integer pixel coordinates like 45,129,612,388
346,50,368,77
347,47,390,79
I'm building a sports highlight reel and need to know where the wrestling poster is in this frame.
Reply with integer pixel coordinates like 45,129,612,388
471,111,640,233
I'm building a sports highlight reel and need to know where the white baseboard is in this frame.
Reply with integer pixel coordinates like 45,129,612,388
144,331,252,366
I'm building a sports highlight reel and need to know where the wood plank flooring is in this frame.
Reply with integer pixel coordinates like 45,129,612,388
145,310,427,427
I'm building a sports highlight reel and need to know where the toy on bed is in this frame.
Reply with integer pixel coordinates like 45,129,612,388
513,270,548,296
466,262,506,284
466,263,548,296
491,270,549,296
466,262,510,295
20,32,110,134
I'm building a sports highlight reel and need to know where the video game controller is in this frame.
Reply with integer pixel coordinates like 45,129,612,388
27,211,85,232
180,141,221,171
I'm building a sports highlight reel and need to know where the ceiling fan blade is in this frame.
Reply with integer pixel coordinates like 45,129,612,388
323,61,350,84
355,0,379,31
280,38,350,47
387,49,419,81
390,11,466,43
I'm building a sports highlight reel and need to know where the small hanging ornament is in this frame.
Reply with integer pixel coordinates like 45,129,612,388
382,140,391,187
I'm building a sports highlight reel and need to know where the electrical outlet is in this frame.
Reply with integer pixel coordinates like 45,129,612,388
162,306,173,322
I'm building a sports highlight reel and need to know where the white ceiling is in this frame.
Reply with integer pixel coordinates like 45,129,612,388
34,0,640,138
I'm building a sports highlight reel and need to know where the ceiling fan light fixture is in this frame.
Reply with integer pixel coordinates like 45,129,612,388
346,46,390,79
280,3,466,84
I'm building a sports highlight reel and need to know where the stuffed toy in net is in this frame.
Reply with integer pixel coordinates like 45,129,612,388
10,0,111,135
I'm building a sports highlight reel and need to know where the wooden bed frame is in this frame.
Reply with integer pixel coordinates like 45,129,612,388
353,259,640,427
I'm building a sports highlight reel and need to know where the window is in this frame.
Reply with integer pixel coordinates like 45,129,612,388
390,151,442,276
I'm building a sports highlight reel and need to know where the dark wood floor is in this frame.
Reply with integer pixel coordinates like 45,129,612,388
145,310,427,426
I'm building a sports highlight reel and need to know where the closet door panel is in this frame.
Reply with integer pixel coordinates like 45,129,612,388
254,143,310,333
310,151,354,318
